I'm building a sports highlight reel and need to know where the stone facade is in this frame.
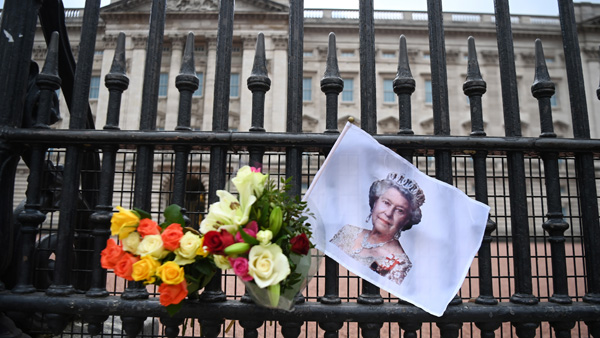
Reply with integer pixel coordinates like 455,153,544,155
32,1,600,138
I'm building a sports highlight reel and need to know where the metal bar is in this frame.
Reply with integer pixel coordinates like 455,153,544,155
463,36,497,307
133,0,167,211
1,293,600,323
359,0,377,134
357,0,383,314
321,32,343,134
201,0,235,311
86,32,128,300
493,0,538,312
46,0,102,298
171,33,198,209
280,2,305,336
394,35,415,136
2,128,600,152
394,34,416,162
69,0,101,130
247,32,270,168
557,0,600,304
531,38,571,305
0,0,39,126
285,0,304,198
12,32,60,294
427,4,461,330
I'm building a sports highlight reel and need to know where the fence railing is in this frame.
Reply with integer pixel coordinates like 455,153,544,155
0,0,599,337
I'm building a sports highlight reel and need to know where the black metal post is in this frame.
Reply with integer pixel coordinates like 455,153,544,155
557,0,600,306
201,4,234,337
13,32,60,294
171,33,198,221
321,32,343,134
357,1,384,315
394,34,416,162
247,32,270,168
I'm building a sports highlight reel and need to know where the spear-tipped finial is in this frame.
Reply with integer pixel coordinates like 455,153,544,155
41,31,60,79
321,32,343,95
250,32,268,78
393,35,415,95
248,32,271,91
324,32,341,79
180,32,197,76
105,32,129,93
463,36,486,97
531,38,555,100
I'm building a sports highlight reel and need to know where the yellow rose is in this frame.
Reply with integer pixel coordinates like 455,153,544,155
122,232,141,254
157,261,185,285
174,232,202,266
199,190,255,234
111,206,139,240
247,243,290,288
131,255,160,283
136,234,166,259
213,255,232,270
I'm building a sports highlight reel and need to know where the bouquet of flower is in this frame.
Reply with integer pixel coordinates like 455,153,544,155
100,204,216,314
199,166,314,310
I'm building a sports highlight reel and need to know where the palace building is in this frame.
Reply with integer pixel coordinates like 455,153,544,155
30,0,600,138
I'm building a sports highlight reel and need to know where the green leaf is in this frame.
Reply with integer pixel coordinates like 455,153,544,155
166,303,183,317
163,204,185,226
133,208,152,220
238,226,260,245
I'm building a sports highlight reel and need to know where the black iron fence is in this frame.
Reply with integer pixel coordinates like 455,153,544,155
0,0,600,337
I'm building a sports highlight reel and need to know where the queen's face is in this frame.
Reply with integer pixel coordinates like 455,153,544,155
371,188,411,236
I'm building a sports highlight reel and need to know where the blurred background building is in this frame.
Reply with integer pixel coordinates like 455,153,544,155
29,0,600,137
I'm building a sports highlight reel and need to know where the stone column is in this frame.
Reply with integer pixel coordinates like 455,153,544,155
269,35,288,132
239,35,257,132
95,34,118,129
164,35,186,130
124,35,147,130
201,36,218,131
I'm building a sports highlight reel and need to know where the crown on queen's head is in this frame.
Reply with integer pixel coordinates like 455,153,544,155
386,172,426,208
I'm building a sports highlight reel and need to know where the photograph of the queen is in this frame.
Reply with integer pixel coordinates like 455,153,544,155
330,173,425,285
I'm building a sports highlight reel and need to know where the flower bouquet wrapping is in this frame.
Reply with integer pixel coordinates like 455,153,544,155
200,166,317,310
101,204,216,315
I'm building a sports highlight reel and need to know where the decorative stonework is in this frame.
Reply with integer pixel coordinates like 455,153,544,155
132,35,147,49
271,35,288,50
480,50,499,64
582,46,600,60
378,116,400,134
32,45,47,60
519,52,536,65
103,34,119,49
446,49,461,64
167,34,187,50
242,35,258,49
166,0,218,11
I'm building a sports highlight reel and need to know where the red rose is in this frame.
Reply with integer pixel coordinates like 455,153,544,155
100,238,125,269
137,218,161,237
113,252,140,281
203,230,235,255
290,233,310,255
158,281,188,306
161,223,184,251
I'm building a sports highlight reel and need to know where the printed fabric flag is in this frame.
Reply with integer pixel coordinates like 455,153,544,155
304,122,490,316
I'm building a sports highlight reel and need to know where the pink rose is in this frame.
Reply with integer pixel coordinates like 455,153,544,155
231,257,253,281
236,221,258,242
